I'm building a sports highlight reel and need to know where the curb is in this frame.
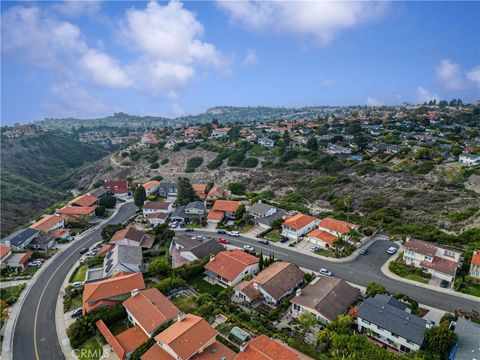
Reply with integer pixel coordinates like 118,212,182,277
380,243,480,303
1,201,128,360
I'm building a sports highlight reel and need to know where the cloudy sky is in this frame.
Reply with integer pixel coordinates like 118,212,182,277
1,1,479,124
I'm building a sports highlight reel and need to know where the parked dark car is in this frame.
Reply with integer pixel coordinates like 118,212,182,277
185,228,194,232
79,248,89,255
217,230,227,235
259,239,269,245
71,308,83,318
440,280,449,288
280,236,289,243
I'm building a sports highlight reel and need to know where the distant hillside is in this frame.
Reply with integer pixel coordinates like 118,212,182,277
0,132,113,236
34,106,349,131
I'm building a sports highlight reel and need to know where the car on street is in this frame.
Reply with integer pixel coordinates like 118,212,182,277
70,308,83,318
179,222,185,228
280,236,289,243
440,280,449,288
85,251,97,257
259,239,269,245
310,246,320,252
193,235,206,240
243,245,255,252
79,248,89,255
185,228,194,232
319,268,333,276
359,248,368,255
387,246,397,255
217,230,227,234
218,238,229,244
28,261,42,267
170,222,178,228
227,231,240,237
71,282,84,288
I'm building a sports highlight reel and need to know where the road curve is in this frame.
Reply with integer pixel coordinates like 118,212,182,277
12,202,137,360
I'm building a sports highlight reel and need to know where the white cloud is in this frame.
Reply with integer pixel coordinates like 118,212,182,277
80,49,131,88
416,86,439,103
43,82,111,118
436,59,464,91
466,65,480,85
217,1,388,45
243,48,258,66
366,97,382,106
53,1,101,17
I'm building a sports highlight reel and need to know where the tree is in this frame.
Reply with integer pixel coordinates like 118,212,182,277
306,137,318,151
298,312,317,335
228,182,246,195
235,205,246,220
270,218,283,230
366,282,386,297
228,126,240,141
282,130,291,148
259,251,264,271
451,144,463,157
424,324,456,359
95,206,106,217
176,177,195,206
99,196,116,209
134,185,147,208
326,315,353,335
148,258,170,276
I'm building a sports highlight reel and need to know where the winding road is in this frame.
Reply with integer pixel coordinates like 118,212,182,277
10,207,480,360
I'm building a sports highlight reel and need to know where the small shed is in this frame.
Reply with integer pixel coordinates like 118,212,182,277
229,326,251,344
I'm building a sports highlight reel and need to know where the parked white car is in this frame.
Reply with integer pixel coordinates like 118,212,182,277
243,245,255,252
71,282,84,288
227,231,240,237
28,261,42,267
319,268,333,276
387,246,397,255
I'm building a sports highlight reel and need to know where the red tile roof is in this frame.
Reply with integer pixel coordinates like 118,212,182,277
48,228,69,238
30,214,64,232
123,288,180,335
115,326,149,357
141,341,236,360
143,181,160,191
96,320,125,360
69,194,98,207
83,272,145,313
420,256,458,276
472,250,480,266
283,214,316,230
206,185,231,200
404,238,438,257
318,217,358,234
98,243,115,256
57,206,96,216
0,245,12,260
143,201,172,210
307,229,337,246
207,210,224,220
104,181,129,194
154,314,218,360
204,249,259,281
210,200,240,213
18,251,33,266
234,335,303,360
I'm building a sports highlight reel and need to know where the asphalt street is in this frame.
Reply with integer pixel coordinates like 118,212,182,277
12,201,137,360
10,210,479,360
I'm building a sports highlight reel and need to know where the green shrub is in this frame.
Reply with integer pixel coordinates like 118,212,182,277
150,162,160,169
160,159,169,165
241,157,258,168
185,157,203,173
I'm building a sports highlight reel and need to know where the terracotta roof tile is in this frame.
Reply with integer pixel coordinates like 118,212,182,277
57,206,96,216
104,181,129,194
318,217,358,234
420,256,458,276
123,288,180,335
69,194,98,207
143,201,172,210
283,214,316,230
207,210,224,220
234,335,303,360
48,228,69,238
307,229,337,246
204,249,259,281
143,181,160,190
211,200,240,213
115,326,149,356
404,238,438,257
472,250,480,266
0,245,12,260
30,214,64,232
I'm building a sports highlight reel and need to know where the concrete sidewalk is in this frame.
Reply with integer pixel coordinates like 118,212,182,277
380,242,480,303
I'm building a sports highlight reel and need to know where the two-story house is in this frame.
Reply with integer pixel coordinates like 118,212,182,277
170,201,205,223
207,200,240,223
103,244,144,278
403,237,461,283
281,213,318,241
110,227,155,249
158,182,178,201
469,249,480,280
142,201,173,217
258,137,275,148
204,249,259,287
142,181,160,196
459,152,480,166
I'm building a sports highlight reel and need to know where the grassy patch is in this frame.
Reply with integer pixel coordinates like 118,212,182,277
64,292,83,312
172,294,198,313
70,264,88,283
1,284,26,305
239,224,254,233
109,320,131,335
458,281,480,297
76,336,104,360
404,274,430,284
388,253,431,284
314,248,337,258
265,229,282,242
187,274,223,294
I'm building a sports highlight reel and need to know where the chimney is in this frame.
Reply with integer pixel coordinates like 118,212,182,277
239,343,248,352
177,311,186,322
131,289,140,297
210,254,215,262
296,288,302,297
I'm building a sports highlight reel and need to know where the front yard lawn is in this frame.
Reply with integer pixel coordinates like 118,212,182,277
265,229,282,242
458,281,480,297
64,292,82,312
404,274,430,284
187,274,223,294
172,294,198,313
70,264,88,283
1,284,26,305
388,253,431,284
314,248,337,258
76,336,104,360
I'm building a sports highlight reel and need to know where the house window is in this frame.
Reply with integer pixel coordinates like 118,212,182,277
293,304,300,311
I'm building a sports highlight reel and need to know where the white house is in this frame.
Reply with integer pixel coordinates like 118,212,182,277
204,249,259,287
142,201,173,217
403,237,461,283
281,213,318,241
459,152,480,166
103,244,143,278
258,137,275,148
469,249,480,280
143,181,160,196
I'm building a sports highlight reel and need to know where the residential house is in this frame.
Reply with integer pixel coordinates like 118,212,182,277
317,217,359,240
459,152,480,166
306,229,337,250
141,313,236,360
82,272,145,314
143,181,161,196
104,180,130,198
249,202,277,219
468,249,480,280
172,235,224,263
69,194,98,207
49,228,71,240
103,244,144,278
5,251,33,270
207,200,240,223
0,245,12,269
28,234,56,250
2,228,39,249
158,182,178,201
142,201,174,218
145,212,169,227
281,214,318,241
170,201,205,223
30,214,65,233
403,237,461,282
326,143,352,155
451,317,480,360
192,184,208,200
204,249,259,287
290,276,360,324
357,294,430,353
110,227,155,249
206,185,231,204
258,137,275,148
123,288,180,337
56,205,96,220
234,335,309,360
96,319,148,360
211,127,230,138
235,262,304,305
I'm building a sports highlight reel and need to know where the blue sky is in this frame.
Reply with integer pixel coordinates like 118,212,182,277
1,1,479,124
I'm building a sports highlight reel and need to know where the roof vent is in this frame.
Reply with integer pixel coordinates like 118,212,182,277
296,288,302,297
